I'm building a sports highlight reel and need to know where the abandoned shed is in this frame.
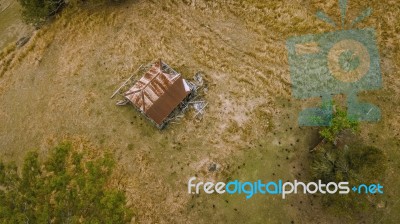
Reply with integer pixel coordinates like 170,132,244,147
122,60,192,128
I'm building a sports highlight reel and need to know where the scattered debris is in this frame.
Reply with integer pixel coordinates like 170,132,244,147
376,201,387,209
208,163,219,172
16,36,30,48
110,64,143,99
190,101,208,119
194,72,204,86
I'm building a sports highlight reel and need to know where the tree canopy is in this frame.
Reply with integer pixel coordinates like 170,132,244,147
0,143,133,223
18,0,65,25
311,143,386,212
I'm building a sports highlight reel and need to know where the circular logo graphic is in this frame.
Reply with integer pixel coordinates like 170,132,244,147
327,39,370,83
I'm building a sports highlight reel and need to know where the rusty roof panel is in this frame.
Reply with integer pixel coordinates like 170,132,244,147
125,60,190,125
145,76,189,125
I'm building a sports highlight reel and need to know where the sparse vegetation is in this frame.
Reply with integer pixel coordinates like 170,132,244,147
319,106,359,143
17,0,125,25
0,142,133,223
311,143,386,212
18,0,65,25
311,107,386,214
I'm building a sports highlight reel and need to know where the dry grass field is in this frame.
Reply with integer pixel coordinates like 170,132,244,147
0,0,399,223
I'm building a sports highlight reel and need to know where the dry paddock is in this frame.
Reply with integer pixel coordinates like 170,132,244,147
0,0,399,223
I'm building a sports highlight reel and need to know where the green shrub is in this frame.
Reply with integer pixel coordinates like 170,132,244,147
0,142,133,223
311,145,385,183
311,144,386,212
18,0,65,25
319,107,359,143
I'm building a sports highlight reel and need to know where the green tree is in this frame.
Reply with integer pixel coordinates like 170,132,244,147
312,106,386,214
311,144,386,212
18,0,65,24
0,143,133,223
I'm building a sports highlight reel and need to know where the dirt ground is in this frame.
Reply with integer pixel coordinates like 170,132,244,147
0,0,399,223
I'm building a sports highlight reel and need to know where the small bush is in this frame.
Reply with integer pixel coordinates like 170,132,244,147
319,107,358,143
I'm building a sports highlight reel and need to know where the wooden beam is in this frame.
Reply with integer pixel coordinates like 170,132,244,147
110,64,143,99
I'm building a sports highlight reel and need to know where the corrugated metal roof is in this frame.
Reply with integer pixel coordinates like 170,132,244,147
124,60,190,125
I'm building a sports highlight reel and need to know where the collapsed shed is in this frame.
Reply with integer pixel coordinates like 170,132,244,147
120,60,194,128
